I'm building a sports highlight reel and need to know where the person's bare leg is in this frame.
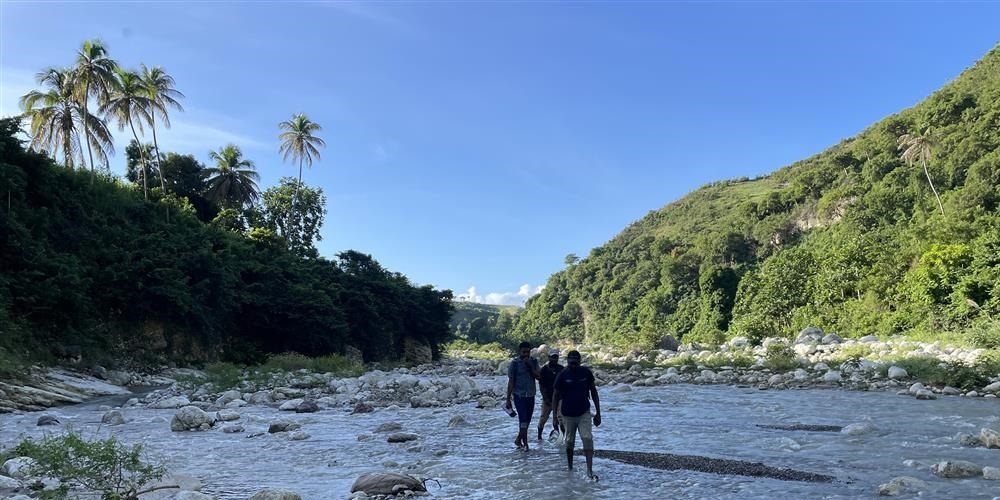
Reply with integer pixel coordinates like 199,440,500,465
566,447,574,470
585,450,595,478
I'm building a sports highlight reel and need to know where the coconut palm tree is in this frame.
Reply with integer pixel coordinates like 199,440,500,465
898,129,945,216
101,67,153,198
141,64,184,193
205,144,260,209
278,113,325,218
20,67,113,169
72,39,117,173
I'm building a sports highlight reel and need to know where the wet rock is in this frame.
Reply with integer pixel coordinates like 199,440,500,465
908,383,926,395
942,386,962,396
223,425,245,434
278,399,303,411
887,366,908,380
353,402,374,414
965,391,979,397
350,472,426,496
1,457,37,479
374,422,403,433
983,381,1000,393
980,428,1000,449
930,460,983,478
268,420,301,433
842,423,877,436
215,410,241,422
983,466,1000,480
958,433,983,447
150,396,191,409
36,415,60,426
295,400,320,413
214,390,242,407
170,406,215,432
796,327,823,343
102,410,126,425
0,475,21,490
90,365,108,380
249,489,302,500
289,431,310,441
821,334,842,344
387,432,419,443
476,396,495,409
915,390,937,400
106,370,133,386
249,391,273,404
357,433,374,442
448,414,467,427
877,476,926,496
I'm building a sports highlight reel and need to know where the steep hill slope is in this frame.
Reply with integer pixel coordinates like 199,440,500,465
512,45,1000,348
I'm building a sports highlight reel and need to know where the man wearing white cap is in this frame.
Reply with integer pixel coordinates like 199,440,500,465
536,348,564,440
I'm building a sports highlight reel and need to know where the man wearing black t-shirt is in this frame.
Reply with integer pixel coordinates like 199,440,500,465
552,350,601,480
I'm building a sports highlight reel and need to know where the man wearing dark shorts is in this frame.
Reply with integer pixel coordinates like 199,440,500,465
552,350,601,479
506,341,540,451
537,348,564,440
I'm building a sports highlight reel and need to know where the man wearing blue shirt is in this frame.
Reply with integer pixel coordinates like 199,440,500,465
552,350,602,479
506,341,540,451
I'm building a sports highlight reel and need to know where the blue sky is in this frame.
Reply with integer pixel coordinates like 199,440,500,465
2,2,999,305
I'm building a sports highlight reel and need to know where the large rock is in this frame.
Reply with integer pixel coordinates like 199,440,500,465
984,381,1000,393
984,466,1000,480
170,406,215,432
102,410,126,425
859,335,879,343
350,472,426,496
796,327,823,343
214,390,242,407
1,457,37,479
822,370,842,383
821,333,843,344
215,410,241,422
106,370,133,386
150,396,191,409
930,460,983,478
36,415,60,426
374,422,403,433
0,475,21,490
448,414,467,427
386,432,419,443
887,366,908,380
877,476,926,496
295,400,320,413
980,428,1000,449
249,490,302,500
842,423,877,436
353,402,374,414
278,399,303,411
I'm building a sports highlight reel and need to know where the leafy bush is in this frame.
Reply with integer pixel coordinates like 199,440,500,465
969,321,1000,349
975,349,1000,376
763,343,800,371
259,352,363,377
12,431,165,500
887,356,990,389
203,362,242,390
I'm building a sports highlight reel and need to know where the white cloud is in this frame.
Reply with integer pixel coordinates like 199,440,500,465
458,284,545,307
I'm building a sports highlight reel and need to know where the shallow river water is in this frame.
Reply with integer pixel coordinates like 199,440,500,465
2,382,999,499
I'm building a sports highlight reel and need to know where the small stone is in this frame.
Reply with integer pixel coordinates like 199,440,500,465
942,386,961,396
268,420,302,433
447,414,466,427
387,432,419,443
101,410,126,425
877,476,926,496
980,428,1000,449
887,366,908,380
958,433,983,447
859,335,879,343
353,402,375,414
374,422,403,433
289,431,310,441
215,410,241,422
983,466,1000,480
966,391,979,397
1,457,37,479
295,400,320,413
150,396,190,409
915,390,937,400
842,423,877,436
223,425,245,434
170,406,215,432
822,370,842,383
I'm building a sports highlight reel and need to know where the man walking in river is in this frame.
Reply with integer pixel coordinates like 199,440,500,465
506,341,540,451
537,348,564,440
552,350,601,480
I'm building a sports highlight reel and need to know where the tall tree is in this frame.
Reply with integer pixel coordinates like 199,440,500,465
72,39,117,173
278,113,325,223
205,144,260,209
20,68,112,169
141,64,184,194
257,177,327,256
898,129,945,216
101,67,153,198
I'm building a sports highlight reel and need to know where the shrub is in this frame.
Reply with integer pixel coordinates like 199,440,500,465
975,349,1000,376
888,356,989,390
203,362,242,390
309,354,364,377
12,431,166,499
261,352,312,372
969,321,1000,349
763,343,800,371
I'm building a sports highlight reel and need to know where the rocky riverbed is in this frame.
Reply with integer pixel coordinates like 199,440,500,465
2,329,999,498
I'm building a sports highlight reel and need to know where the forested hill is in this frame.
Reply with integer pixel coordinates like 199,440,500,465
512,45,1000,349
0,119,453,370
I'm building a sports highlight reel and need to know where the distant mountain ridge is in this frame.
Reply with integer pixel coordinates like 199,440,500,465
512,45,1000,349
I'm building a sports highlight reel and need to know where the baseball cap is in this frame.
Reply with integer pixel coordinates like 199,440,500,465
548,348,560,357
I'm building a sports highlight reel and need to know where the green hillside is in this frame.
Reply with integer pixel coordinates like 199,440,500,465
450,301,519,344
512,45,1000,349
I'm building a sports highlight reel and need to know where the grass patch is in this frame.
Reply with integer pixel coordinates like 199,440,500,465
444,340,508,361
880,355,989,390
260,352,363,377
11,430,166,499
969,321,1000,350
701,351,755,369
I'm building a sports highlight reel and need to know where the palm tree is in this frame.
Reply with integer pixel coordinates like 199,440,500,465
101,67,153,198
141,64,184,194
72,39,117,173
205,144,260,209
20,67,113,169
278,113,325,219
898,129,945,216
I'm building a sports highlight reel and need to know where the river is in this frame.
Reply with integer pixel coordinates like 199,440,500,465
2,382,999,499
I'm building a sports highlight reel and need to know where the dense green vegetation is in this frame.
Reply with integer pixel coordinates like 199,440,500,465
512,45,1000,349
449,301,519,344
0,117,453,370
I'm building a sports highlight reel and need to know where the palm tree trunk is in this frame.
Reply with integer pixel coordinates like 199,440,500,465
288,158,303,239
150,115,169,221
922,159,945,216
83,80,95,175
128,117,148,200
